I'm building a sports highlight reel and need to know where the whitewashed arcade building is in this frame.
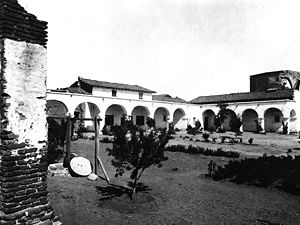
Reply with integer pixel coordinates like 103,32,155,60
47,70,300,134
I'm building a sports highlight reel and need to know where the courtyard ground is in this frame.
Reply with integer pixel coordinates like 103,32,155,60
47,132,300,225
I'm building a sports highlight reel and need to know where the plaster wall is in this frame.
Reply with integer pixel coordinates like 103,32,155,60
3,39,47,146
92,87,152,101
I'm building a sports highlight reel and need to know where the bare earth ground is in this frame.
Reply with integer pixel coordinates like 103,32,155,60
48,132,300,225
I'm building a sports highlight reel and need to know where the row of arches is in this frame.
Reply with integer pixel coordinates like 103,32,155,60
46,100,186,130
202,108,297,133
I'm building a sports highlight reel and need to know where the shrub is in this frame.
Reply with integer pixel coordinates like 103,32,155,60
254,119,263,133
230,116,243,136
146,117,155,129
107,119,169,199
165,145,240,158
207,155,300,195
202,132,210,142
100,136,114,143
214,102,228,132
282,121,288,135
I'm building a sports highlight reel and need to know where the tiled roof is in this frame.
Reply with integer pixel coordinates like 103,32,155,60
49,87,90,95
78,77,156,93
189,89,294,104
153,94,187,103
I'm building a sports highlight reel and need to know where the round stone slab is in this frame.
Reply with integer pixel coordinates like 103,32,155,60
69,156,92,176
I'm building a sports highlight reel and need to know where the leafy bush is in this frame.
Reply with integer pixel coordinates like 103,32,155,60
107,119,169,199
146,117,155,129
207,155,300,195
254,119,263,133
282,121,288,135
214,102,228,132
165,145,240,158
230,116,243,136
202,132,210,142
100,136,114,143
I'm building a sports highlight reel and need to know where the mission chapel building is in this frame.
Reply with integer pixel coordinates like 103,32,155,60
47,70,300,134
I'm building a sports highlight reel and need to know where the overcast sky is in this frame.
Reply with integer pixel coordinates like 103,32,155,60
19,0,300,101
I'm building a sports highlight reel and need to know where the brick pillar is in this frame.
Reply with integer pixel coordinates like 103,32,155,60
0,0,59,224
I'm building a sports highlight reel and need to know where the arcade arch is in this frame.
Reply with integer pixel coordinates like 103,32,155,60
242,109,258,132
74,102,100,131
46,100,68,117
154,107,170,129
105,104,127,126
202,109,215,131
173,108,186,130
131,106,150,129
264,108,283,132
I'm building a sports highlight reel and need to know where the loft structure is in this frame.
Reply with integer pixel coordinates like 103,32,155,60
47,70,300,134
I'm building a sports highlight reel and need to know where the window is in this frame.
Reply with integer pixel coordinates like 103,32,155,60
112,90,117,97
105,115,114,126
274,116,280,123
139,92,143,99
136,116,145,126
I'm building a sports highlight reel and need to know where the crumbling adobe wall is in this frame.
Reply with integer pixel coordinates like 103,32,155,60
0,0,58,224
3,39,47,146
0,38,58,225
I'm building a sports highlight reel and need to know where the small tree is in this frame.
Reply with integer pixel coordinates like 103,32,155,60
214,102,228,132
230,115,243,136
254,119,263,133
146,117,156,129
107,119,169,199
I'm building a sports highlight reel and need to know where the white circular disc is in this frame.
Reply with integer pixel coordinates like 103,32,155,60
69,156,92,176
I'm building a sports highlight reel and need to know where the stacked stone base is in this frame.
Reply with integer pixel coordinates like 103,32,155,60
0,143,58,225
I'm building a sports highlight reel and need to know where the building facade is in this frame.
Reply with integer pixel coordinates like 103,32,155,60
47,70,300,134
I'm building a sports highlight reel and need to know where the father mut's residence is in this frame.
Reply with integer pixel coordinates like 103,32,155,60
47,70,300,134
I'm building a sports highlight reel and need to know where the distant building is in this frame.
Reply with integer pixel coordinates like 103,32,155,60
190,70,300,133
47,70,300,133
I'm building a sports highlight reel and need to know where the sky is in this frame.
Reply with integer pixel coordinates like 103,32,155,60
19,0,300,101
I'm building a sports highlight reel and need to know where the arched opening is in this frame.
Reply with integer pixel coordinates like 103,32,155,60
154,107,170,129
289,109,297,133
74,102,100,131
131,106,150,129
223,109,237,131
242,109,258,132
46,100,69,150
202,109,216,131
264,108,283,132
105,104,127,126
46,100,68,117
173,108,186,130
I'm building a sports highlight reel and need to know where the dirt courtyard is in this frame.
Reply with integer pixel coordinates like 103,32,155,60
47,132,300,225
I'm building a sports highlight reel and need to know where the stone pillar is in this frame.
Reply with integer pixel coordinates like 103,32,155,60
0,0,59,224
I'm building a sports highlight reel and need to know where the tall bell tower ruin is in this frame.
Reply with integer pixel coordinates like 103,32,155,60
0,0,58,224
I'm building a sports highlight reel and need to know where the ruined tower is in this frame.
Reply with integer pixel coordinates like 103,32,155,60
0,0,58,224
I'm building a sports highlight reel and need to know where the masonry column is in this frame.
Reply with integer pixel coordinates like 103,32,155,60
0,0,59,224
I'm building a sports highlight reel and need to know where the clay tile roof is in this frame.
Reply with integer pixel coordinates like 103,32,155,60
78,77,156,93
189,89,294,104
0,0,48,46
50,87,90,95
153,94,187,103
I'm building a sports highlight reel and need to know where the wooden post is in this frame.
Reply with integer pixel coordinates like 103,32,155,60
65,116,72,167
94,116,110,182
94,116,99,175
